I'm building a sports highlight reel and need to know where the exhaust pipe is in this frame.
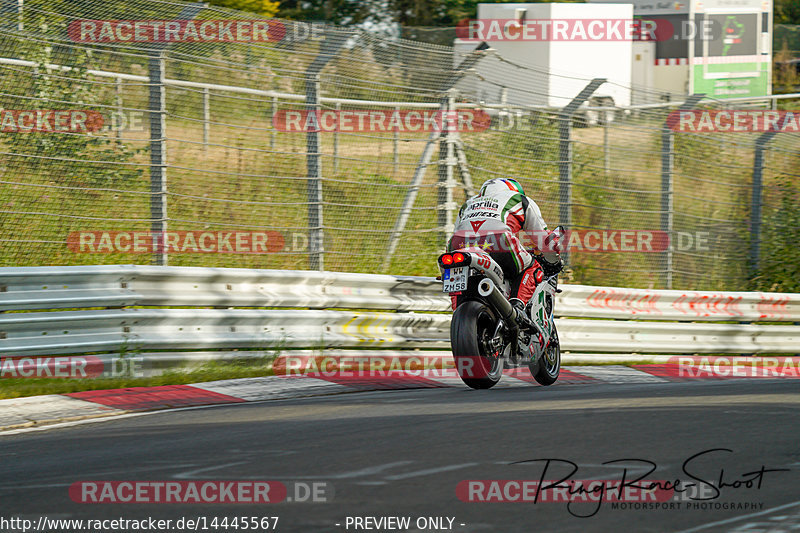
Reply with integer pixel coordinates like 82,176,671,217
478,278,517,330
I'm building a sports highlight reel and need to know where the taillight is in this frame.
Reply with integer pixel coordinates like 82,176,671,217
441,254,453,265
452,252,465,264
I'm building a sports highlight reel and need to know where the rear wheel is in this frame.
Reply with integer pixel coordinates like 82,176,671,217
531,327,560,386
451,300,504,389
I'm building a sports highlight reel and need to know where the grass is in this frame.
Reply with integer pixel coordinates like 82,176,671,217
0,356,276,400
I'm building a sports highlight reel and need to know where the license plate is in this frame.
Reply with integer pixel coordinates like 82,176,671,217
442,266,468,293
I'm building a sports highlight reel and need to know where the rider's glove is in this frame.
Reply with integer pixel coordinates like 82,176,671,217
541,230,562,268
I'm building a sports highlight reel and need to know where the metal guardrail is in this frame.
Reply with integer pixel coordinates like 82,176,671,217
559,285,800,322
1,266,798,362
0,265,448,312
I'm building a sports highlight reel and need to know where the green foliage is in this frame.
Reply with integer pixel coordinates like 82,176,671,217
750,178,800,292
277,0,376,25
278,0,582,26
207,0,280,17
775,0,800,24
774,40,800,94
1,22,142,188
390,0,581,26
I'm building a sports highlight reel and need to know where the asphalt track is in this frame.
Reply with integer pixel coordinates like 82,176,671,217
1,379,798,533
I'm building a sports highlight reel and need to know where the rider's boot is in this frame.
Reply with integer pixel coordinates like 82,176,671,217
511,298,546,354
510,298,536,332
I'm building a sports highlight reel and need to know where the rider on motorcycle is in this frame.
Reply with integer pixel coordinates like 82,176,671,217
448,178,563,328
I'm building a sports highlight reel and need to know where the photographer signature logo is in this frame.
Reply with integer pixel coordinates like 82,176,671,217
457,448,789,517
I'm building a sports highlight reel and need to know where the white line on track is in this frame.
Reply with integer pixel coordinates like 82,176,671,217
674,500,800,533
231,461,416,481
174,461,249,479
384,462,479,481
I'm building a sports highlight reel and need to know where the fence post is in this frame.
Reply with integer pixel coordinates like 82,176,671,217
115,76,123,146
558,78,606,267
270,95,277,151
304,31,346,271
333,102,340,173
660,93,704,289
148,50,168,266
0,0,23,31
393,105,400,176
454,139,475,197
202,86,210,151
437,91,457,243
144,1,204,267
603,120,609,177
306,72,324,271
750,129,778,278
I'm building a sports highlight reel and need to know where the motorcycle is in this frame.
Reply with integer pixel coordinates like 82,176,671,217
438,227,565,389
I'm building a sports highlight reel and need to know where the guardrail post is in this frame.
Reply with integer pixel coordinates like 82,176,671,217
661,94,704,289
558,78,606,267
148,50,168,266
437,90,457,243
750,128,778,279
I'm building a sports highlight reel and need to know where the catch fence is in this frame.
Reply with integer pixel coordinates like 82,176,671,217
0,0,798,292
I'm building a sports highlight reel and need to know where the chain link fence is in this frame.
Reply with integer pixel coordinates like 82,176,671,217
0,0,798,292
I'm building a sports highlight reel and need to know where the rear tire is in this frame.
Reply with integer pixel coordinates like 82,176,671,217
531,327,560,386
451,301,504,389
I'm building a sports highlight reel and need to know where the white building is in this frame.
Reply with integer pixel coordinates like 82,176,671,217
454,3,634,108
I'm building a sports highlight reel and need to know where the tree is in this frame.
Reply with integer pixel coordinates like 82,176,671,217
277,0,581,26
775,0,800,24
207,0,280,17
1,21,141,188
276,0,374,25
